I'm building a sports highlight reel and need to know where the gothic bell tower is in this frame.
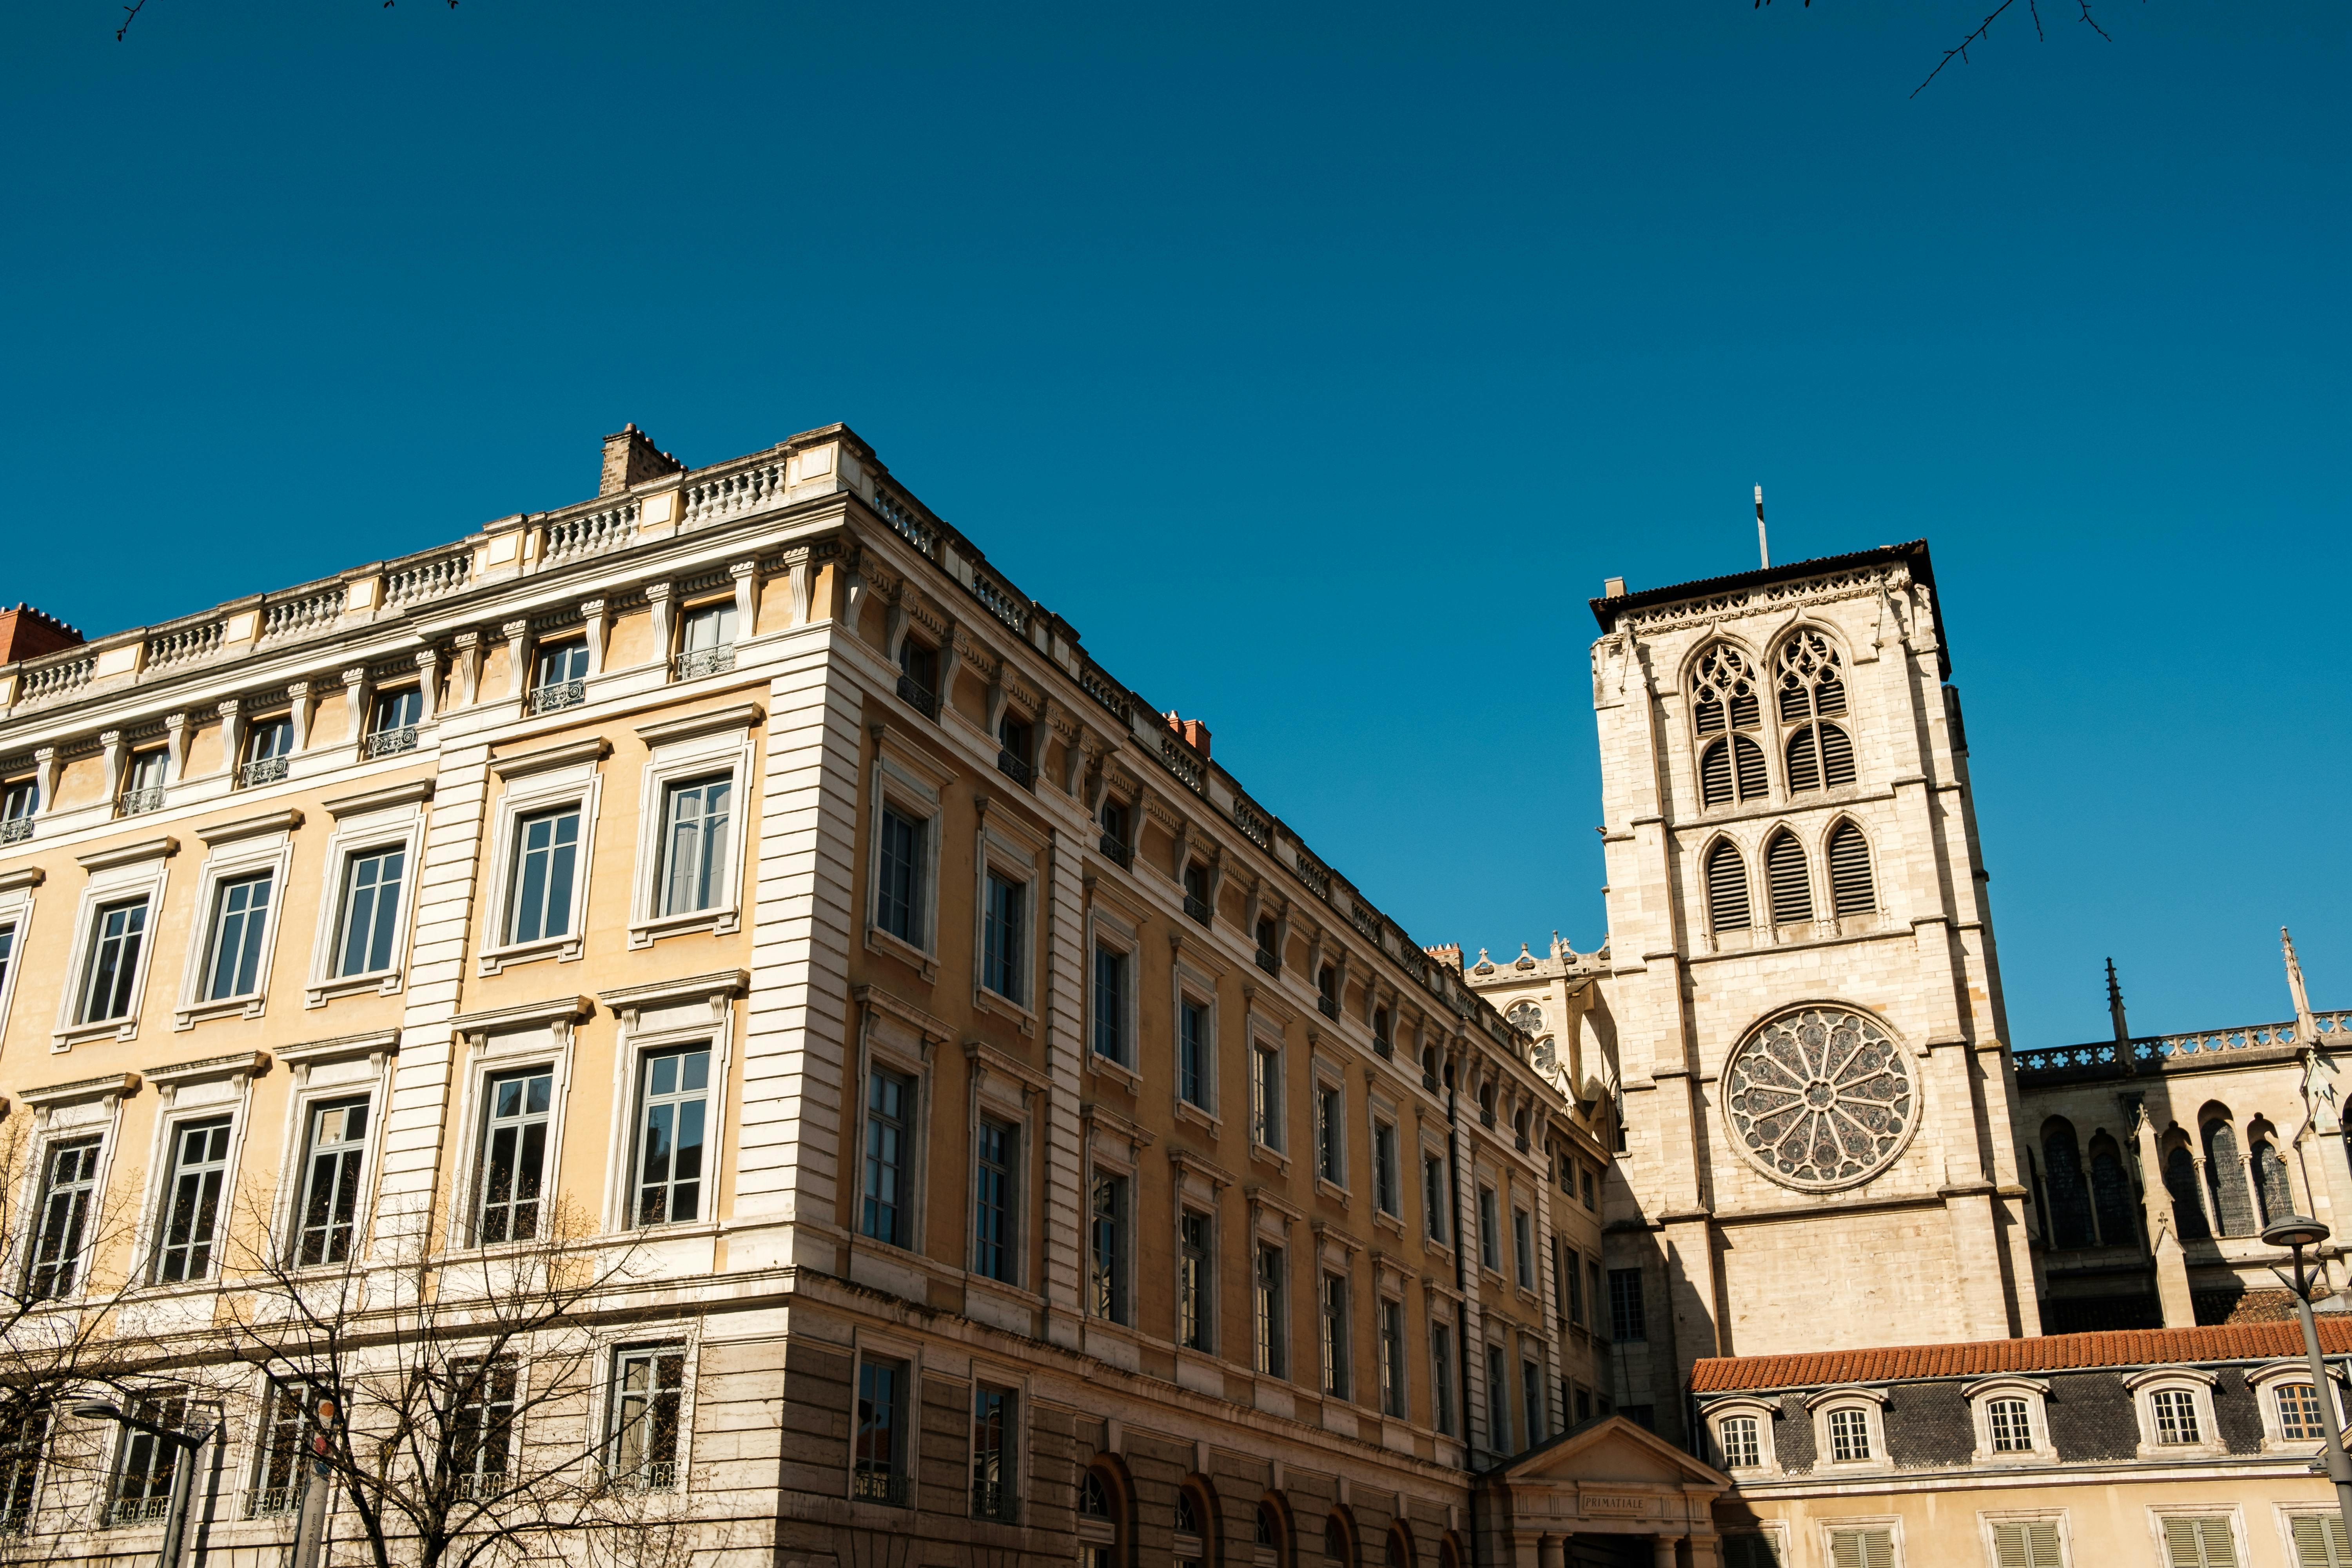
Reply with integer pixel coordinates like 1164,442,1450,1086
1586,541,2036,1441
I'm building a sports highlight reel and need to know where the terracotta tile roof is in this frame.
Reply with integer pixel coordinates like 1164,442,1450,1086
1690,1319,2352,1393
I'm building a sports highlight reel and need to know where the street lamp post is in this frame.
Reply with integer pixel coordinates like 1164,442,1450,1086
2262,1216,2352,1544
71,1401,215,1568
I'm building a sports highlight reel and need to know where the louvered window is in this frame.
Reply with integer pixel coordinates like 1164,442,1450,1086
1705,842,1751,932
1989,1521,2063,1568
1787,723,1855,792
1828,821,1875,915
1703,735,1769,806
2291,1514,2350,1568
1827,1528,1893,1568
2161,1516,2238,1568
1765,833,1812,926
1691,644,1761,734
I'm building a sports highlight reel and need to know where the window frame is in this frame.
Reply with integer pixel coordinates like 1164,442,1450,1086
1377,1292,1408,1419
1318,1268,1351,1401
174,825,297,1029
1370,1113,1401,1219
603,1340,691,1494
24,1131,107,1301
1087,1165,1132,1327
1804,1387,1891,1471
0,873,36,1047
1422,1144,1451,1246
1973,1512,2071,1568
1705,1397,1778,1474
1963,1375,2057,1464
972,817,1041,1027
1313,1065,1347,1195
1253,1235,1289,1379
2144,1508,2245,1568
286,1093,376,1269
1172,956,1220,1128
1251,1023,1288,1157
147,1111,239,1285
848,1339,918,1509
623,1042,717,1231
2125,1366,2225,1460
53,848,171,1047
2249,1361,2347,1452
1476,1184,1501,1276
304,791,428,1007
627,713,757,948
448,1015,579,1253
477,756,603,975
963,1045,1037,1296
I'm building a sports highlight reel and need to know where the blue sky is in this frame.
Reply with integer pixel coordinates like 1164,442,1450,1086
5,2,2344,1047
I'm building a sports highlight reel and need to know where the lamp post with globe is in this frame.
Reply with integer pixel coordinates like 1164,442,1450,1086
2261,1214,2352,1540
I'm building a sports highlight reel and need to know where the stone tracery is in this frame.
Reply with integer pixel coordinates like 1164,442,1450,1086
1724,1006,1916,1190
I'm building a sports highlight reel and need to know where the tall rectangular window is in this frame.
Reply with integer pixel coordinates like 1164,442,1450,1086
242,714,296,784
155,1117,232,1283
369,686,423,737
1589,1260,1605,1332
1179,1209,1212,1352
610,1347,685,1491
657,776,732,915
2151,1387,2201,1445
110,1388,188,1525
1378,1298,1406,1418
1522,1359,1545,1443
0,920,14,1004
973,1117,1016,1283
1512,1207,1535,1287
449,1358,517,1498
632,1047,710,1226
532,639,589,706
971,1385,1015,1521
0,777,37,829
1424,1154,1449,1243
476,1069,553,1244
897,639,940,715
79,896,149,1023
1987,1397,2034,1452
1486,1345,1511,1453
1319,1272,1350,1399
1827,1407,1872,1461
334,846,406,976
1092,944,1127,1064
252,1383,310,1517
1252,1044,1283,1149
0,1407,39,1531
27,1138,100,1298
1089,1172,1127,1324
863,1069,913,1247
507,806,581,944
120,747,168,813
1179,998,1208,1106
983,873,1025,1001
1430,1321,1455,1437
202,871,275,1000
1608,1268,1647,1343
1477,1187,1501,1272
876,806,923,945
1372,1122,1399,1215
1717,1416,1760,1469
1315,1082,1344,1185
1566,1249,1585,1326
295,1099,369,1265
1254,1242,1287,1377
853,1358,908,1504
679,600,739,655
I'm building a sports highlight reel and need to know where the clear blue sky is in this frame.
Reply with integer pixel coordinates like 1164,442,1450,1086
5,3,2344,1048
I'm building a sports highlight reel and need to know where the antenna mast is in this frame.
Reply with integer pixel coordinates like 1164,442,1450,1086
1755,485,1769,569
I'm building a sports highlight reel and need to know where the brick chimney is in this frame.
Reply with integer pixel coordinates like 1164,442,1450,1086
1164,709,1211,759
599,424,684,497
0,604,83,664
1423,942,1464,971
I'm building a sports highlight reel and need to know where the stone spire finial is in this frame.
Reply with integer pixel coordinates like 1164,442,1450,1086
2285,927,2320,1045
2106,958,2129,1043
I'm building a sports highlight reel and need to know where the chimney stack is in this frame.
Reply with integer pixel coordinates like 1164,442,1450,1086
599,424,684,497
0,604,84,664
1165,710,1211,759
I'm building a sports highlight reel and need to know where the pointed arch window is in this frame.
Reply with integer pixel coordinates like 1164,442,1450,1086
2253,1134,2295,1227
1704,842,1751,932
2163,1146,2212,1241
2041,1120,2095,1250
2203,1119,2256,1237
1692,645,1768,806
1764,832,1812,926
1778,631,1855,792
2088,1133,2138,1246
1826,820,1876,915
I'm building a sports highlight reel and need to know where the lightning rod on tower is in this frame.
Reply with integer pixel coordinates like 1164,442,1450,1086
1755,485,1769,569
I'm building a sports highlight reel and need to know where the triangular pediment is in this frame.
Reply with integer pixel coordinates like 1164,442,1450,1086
1488,1417,1730,1491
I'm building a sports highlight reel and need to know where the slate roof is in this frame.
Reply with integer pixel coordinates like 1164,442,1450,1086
1691,1319,2352,1393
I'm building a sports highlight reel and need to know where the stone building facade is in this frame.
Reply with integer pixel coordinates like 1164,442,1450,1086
0,423,1691,1568
1691,1321,2350,1568
1561,546,2039,1448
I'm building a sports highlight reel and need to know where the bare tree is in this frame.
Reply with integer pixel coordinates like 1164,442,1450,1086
221,1192,666,1568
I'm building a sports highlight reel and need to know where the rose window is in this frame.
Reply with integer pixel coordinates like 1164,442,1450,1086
1724,1007,1915,1190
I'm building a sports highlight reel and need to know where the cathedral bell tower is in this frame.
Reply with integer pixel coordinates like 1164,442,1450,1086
1587,541,2036,1441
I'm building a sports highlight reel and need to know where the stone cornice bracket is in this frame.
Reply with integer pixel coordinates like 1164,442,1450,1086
599,969,750,1028
449,994,594,1049
858,982,955,1047
450,630,485,707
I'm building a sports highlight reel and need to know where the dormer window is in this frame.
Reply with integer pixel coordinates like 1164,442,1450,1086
2251,1360,2348,1452
2125,1367,2223,1459
1703,1397,1778,1473
1804,1387,1889,1468
897,639,940,719
1964,1375,2056,1464
531,639,589,713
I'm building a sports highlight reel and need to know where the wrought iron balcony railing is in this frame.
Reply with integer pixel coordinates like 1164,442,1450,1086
365,725,419,758
1255,948,1280,976
529,679,586,714
1098,833,1131,868
0,818,30,845
896,675,937,719
240,756,290,788
851,1468,909,1507
674,648,735,681
1184,893,1211,926
996,750,1034,789
971,1479,1018,1523
110,1495,173,1528
116,786,166,818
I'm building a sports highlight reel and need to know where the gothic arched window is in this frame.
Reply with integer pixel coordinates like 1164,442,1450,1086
2252,1134,2294,1227
2088,1132,2138,1247
1764,831,1812,926
1778,631,1855,792
2203,1118,2256,1237
1692,645,1768,806
1826,820,1876,915
2163,1145,2212,1241
2042,1119,2095,1250
1506,1001,1543,1035
1705,841,1751,932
